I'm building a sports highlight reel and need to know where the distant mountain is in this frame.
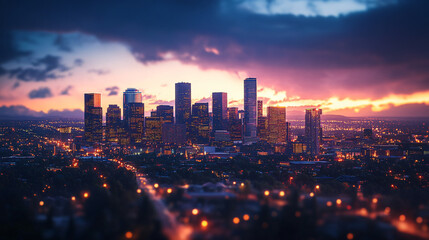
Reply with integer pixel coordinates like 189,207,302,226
0,105,83,120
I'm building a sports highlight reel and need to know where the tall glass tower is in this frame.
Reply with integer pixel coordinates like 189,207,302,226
175,82,191,124
84,93,102,143
305,108,322,156
244,78,257,143
212,92,227,131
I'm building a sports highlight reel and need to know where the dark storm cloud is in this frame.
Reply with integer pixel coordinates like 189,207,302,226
3,55,72,82
105,86,119,96
28,87,53,99
1,0,429,98
60,85,73,95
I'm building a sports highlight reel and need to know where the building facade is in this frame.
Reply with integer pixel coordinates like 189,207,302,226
244,78,257,143
212,92,228,131
84,93,102,143
267,106,286,144
305,108,322,155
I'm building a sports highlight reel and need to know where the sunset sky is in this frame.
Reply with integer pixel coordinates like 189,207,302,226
1,0,429,118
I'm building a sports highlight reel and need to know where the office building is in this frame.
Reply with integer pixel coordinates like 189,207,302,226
106,104,121,143
305,108,322,155
123,88,142,124
156,105,174,123
175,82,191,124
190,103,210,144
145,117,164,144
244,78,257,143
84,93,102,143
227,107,242,142
267,106,286,144
212,92,228,131
128,102,144,144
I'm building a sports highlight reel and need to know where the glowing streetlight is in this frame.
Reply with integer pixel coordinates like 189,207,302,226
136,189,142,194
279,191,285,197
264,190,270,196
309,192,315,197
336,199,342,205
201,220,208,228
233,217,240,224
167,188,172,194
125,231,133,239
243,214,250,221
154,183,159,189
39,201,44,206
83,192,89,198
192,208,199,215
71,196,76,201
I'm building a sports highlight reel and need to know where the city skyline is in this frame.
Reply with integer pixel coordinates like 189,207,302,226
1,1,429,119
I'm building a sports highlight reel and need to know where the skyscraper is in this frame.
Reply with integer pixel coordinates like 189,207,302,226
244,78,257,143
175,82,191,124
145,117,164,144
212,92,228,131
190,103,210,144
84,93,102,143
128,102,144,144
267,106,286,144
106,104,121,143
257,100,267,141
257,100,263,119
227,107,242,141
156,105,174,123
305,108,322,156
123,88,142,123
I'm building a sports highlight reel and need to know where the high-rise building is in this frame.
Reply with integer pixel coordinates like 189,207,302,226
257,116,268,141
145,117,164,144
227,107,242,142
244,78,257,143
156,105,174,123
305,108,322,155
267,106,286,144
84,93,102,143
257,100,267,141
123,88,142,123
175,82,191,124
190,103,210,144
212,92,228,131
257,100,263,119
128,102,144,144
106,104,121,143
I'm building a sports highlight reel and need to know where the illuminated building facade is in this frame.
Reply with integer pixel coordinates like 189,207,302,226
128,102,144,144
175,82,191,124
267,106,286,144
305,108,322,155
227,107,242,142
106,104,121,143
190,103,210,144
123,88,142,124
84,93,102,143
156,105,174,123
145,117,164,144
